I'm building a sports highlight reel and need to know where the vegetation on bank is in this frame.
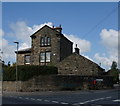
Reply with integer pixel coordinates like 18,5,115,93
2,60,120,84
3,65,58,81
104,61,120,84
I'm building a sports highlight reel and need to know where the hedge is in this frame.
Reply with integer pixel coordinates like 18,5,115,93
3,65,58,81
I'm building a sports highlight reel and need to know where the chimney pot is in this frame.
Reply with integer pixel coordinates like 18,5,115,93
75,44,80,54
54,25,62,33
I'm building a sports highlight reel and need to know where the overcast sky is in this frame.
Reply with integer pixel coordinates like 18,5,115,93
1,2,118,71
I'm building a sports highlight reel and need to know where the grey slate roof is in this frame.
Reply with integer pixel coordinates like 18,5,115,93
15,48,31,54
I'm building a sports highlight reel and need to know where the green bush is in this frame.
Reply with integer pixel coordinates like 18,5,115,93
3,65,58,81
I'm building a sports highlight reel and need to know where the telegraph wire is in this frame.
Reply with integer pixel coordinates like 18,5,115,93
81,6,118,38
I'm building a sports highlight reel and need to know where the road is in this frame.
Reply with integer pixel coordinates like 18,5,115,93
2,88,120,106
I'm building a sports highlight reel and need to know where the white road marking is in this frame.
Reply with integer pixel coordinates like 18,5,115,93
44,100,50,102
19,97,22,99
88,97,105,102
25,98,29,100
79,96,112,104
79,102,86,104
37,99,42,101
113,99,120,102
31,98,35,100
52,100,59,103
61,102,69,104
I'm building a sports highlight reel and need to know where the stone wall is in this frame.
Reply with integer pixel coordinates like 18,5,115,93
3,81,22,91
3,75,113,92
57,53,104,75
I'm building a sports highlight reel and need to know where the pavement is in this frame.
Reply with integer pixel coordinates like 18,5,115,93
2,87,120,106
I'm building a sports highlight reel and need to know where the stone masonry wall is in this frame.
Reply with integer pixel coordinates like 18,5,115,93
3,75,113,92
57,53,104,75
3,81,22,91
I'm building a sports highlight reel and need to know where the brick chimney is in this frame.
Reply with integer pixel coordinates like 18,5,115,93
54,25,62,33
75,44,80,54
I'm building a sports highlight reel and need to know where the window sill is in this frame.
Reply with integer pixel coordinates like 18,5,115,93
40,45,51,47
25,63,30,65
40,62,50,65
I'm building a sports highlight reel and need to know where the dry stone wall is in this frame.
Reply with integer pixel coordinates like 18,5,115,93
3,75,113,92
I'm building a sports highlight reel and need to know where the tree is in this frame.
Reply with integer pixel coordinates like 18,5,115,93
108,61,119,84
2,61,7,67
7,61,10,67
12,62,16,66
111,61,117,70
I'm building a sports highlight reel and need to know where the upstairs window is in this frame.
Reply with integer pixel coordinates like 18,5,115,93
40,37,44,46
25,55,30,64
47,37,51,46
40,36,51,46
44,36,47,46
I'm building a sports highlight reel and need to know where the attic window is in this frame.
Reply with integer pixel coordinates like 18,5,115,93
47,37,51,45
40,36,51,46
44,36,47,46
40,37,44,46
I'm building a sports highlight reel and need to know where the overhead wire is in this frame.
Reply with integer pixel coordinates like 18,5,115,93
81,6,118,38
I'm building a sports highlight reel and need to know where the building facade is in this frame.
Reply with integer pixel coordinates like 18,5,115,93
17,25,73,66
16,25,104,75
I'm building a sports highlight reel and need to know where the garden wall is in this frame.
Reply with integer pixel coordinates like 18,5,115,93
3,75,113,92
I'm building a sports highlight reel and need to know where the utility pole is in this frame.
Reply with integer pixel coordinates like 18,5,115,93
14,41,19,92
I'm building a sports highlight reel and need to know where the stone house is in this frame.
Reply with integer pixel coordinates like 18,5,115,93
16,25,104,75
58,52,104,75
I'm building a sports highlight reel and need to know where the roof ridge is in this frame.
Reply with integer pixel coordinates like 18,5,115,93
30,25,60,37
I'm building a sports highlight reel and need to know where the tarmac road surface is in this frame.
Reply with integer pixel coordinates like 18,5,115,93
2,88,120,106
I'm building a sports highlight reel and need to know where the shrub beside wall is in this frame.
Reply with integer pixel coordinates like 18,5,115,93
3,65,58,81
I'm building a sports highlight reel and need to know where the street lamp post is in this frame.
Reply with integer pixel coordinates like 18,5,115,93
14,42,19,92
0,49,3,96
